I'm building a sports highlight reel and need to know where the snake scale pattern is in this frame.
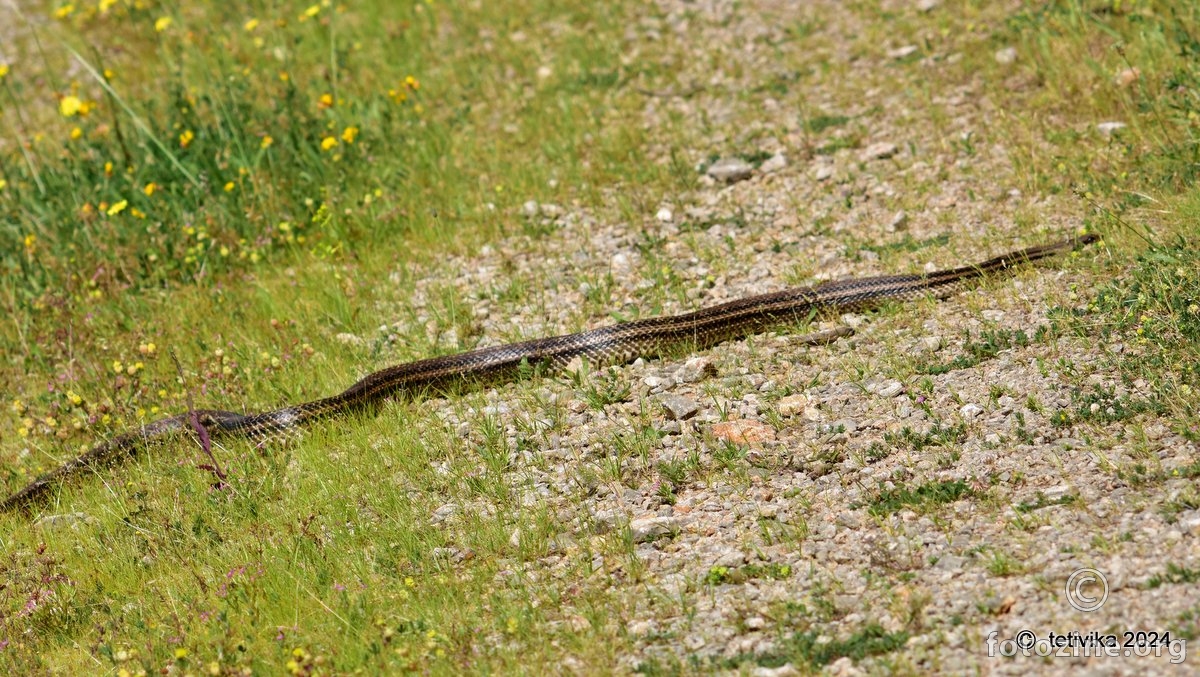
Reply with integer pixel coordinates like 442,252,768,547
1,235,1098,512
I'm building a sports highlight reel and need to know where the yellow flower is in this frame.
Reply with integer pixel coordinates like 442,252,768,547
405,75,420,90
144,182,156,196
304,4,320,17
318,93,333,109
0,179,7,190
260,135,273,149
67,391,82,405
320,136,337,151
224,181,235,192
341,126,358,144
0,64,9,79
54,4,75,19
99,0,117,14
388,88,407,104
174,647,188,659
104,161,113,176
179,129,194,148
244,19,259,31
155,17,173,32
107,200,128,216
60,95,83,117
23,234,36,253
112,360,123,373
70,127,83,140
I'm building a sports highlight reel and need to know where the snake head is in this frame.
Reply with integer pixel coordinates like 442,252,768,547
190,410,246,431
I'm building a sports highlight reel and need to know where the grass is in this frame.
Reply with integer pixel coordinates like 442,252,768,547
2,0,1200,673
857,480,977,518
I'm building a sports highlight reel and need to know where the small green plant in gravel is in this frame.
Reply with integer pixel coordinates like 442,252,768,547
1146,563,1200,589
858,479,977,517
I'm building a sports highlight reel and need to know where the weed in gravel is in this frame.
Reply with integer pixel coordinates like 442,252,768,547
1146,563,1200,589
859,479,977,517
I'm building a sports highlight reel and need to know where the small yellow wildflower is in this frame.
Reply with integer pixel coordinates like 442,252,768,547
0,179,7,190
224,181,235,192
112,360,123,373
174,647,188,659
131,208,146,219
23,234,36,254
103,68,115,81
388,88,407,104
99,0,117,14
67,391,82,406
304,4,320,18
320,136,338,151
60,95,83,117
107,200,128,216
155,17,173,32
261,135,274,149
278,221,291,232
54,4,75,19
179,129,194,148
405,75,420,90
0,64,9,80
244,18,259,31
70,127,83,140
341,126,358,144
318,93,333,109
144,182,157,196
45,416,57,428
104,161,113,176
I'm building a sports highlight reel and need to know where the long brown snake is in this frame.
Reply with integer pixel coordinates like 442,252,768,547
1,234,1098,512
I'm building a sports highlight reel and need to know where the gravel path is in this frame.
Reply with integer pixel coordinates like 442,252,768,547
375,1,1199,673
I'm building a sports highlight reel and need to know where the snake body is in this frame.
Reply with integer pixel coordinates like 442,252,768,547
1,235,1097,512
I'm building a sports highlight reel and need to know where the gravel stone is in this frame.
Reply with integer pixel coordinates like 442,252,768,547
775,394,809,416
860,142,898,161
760,153,788,173
711,419,776,444
877,381,903,398
660,395,700,421
912,335,943,354
706,157,754,183
676,356,717,383
629,516,679,543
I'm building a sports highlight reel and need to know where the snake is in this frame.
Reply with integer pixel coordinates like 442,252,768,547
1,234,1098,512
